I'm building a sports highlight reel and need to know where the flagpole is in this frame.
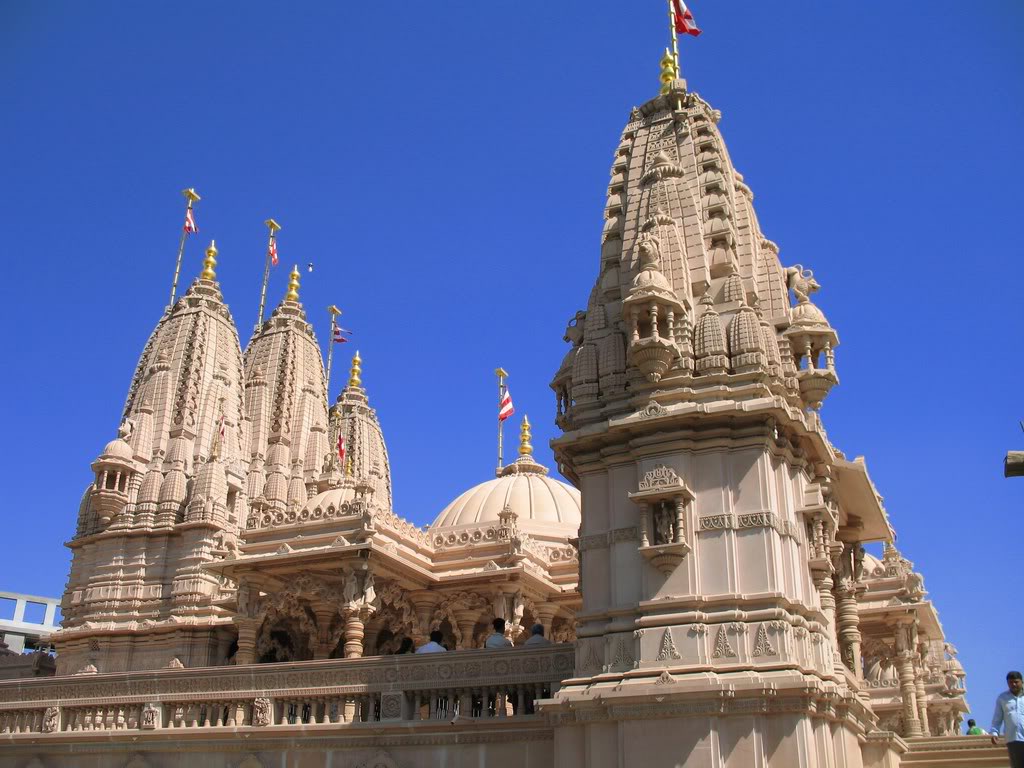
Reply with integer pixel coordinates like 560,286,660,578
169,188,200,307
255,219,281,332
496,367,508,473
667,0,679,73
325,305,343,397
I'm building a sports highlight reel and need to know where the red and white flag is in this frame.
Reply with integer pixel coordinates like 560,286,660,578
499,389,514,422
183,207,198,234
333,324,352,344
337,432,346,463
672,0,701,37
269,237,279,267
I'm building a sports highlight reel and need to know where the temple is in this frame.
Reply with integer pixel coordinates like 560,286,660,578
0,38,994,768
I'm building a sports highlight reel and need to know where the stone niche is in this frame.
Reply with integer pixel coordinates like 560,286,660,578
627,464,692,574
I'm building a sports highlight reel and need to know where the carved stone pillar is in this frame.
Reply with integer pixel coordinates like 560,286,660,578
408,591,441,647
342,608,365,659
813,570,837,650
454,609,480,650
312,607,338,660
897,650,923,737
894,621,923,737
534,603,558,641
834,584,863,677
832,542,864,678
915,662,931,735
638,502,651,547
235,619,260,666
673,497,686,543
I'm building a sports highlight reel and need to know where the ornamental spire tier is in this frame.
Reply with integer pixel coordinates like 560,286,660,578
307,351,392,509
56,242,249,674
243,262,329,521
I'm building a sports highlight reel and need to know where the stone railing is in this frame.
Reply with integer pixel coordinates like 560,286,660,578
0,644,573,735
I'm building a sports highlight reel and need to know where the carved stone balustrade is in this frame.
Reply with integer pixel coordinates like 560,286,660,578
0,644,573,739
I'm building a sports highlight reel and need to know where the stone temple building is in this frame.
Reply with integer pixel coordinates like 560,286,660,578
0,42,997,768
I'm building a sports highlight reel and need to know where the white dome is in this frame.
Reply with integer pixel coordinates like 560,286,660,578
431,461,581,535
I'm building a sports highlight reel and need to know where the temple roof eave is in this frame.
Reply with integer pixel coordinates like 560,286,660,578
831,459,893,543
856,600,943,638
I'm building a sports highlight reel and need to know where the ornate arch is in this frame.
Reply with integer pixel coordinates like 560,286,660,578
430,591,488,646
255,592,318,662
376,580,417,630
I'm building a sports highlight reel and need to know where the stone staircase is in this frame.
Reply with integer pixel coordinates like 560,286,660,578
903,736,1009,767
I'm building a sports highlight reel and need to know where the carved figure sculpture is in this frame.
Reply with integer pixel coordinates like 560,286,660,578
563,310,586,346
784,265,820,305
512,590,525,631
493,592,507,623
654,504,674,545
362,572,376,606
343,571,360,604
42,705,59,733
236,581,251,617
141,705,158,729
252,697,272,727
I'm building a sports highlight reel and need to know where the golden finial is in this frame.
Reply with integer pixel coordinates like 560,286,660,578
345,454,354,477
659,48,678,94
519,415,533,457
201,240,218,281
348,351,362,388
284,264,300,303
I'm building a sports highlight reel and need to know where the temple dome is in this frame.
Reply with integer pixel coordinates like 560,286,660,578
430,417,581,536
99,437,134,462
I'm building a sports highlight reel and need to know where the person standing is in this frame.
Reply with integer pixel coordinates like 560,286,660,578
991,670,1024,767
966,718,984,735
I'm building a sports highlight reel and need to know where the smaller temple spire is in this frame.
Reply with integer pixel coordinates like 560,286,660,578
201,240,218,282
519,415,533,457
284,264,300,303
349,351,362,388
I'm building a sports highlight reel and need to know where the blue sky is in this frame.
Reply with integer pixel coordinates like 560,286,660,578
1,1,1021,723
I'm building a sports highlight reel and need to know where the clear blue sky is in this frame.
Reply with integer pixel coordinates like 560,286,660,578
1,1,1021,724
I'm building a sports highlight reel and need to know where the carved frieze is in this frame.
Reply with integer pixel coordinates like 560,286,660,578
699,514,735,531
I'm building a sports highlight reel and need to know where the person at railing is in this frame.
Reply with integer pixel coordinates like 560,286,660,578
484,618,513,649
524,624,551,647
395,637,415,654
416,630,447,654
